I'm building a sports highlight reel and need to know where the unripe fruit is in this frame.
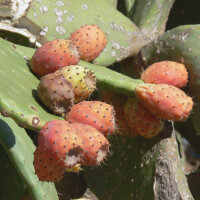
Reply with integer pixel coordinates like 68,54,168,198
55,65,96,102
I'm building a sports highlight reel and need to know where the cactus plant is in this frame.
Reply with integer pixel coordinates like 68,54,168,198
0,0,200,199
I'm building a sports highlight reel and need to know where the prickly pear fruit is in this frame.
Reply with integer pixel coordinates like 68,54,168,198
141,61,188,88
66,101,116,137
135,83,193,121
33,147,66,182
72,123,110,165
70,25,107,62
30,39,80,76
100,91,131,136
55,65,96,102
124,97,163,138
37,73,74,115
38,120,84,168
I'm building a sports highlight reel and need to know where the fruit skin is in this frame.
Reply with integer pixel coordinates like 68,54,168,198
55,65,96,102
38,120,84,168
33,146,66,182
37,73,74,115
141,61,188,88
135,83,193,121
72,123,110,165
70,25,107,62
66,101,116,137
100,91,132,136
30,39,80,76
124,97,163,138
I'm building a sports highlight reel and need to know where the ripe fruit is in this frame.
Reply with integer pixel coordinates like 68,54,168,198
72,123,110,165
141,61,188,88
66,101,116,137
30,39,80,76
124,97,163,138
100,91,132,136
33,147,66,182
38,120,84,168
135,83,193,121
55,65,96,102
37,73,74,115
70,25,107,62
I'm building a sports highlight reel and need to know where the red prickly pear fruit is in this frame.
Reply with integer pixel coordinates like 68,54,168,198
37,73,74,115
33,147,66,182
38,120,84,168
30,39,80,76
141,61,188,88
100,91,132,137
72,123,110,166
135,83,194,121
124,97,163,138
55,65,96,102
70,25,107,62
66,101,116,137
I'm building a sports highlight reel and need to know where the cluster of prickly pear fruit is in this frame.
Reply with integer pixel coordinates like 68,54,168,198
34,119,110,182
34,100,114,182
100,61,193,139
1,1,200,199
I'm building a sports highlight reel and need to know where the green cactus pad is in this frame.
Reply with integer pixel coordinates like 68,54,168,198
0,115,59,200
79,61,143,96
130,0,175,40
0,145,26,200
85,123,192,200
139,24,200,135
104,0,118,8
22,0,149,66
0,38,62,132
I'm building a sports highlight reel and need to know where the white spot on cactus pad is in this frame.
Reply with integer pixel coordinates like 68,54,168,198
64,10,68,14
33,13,37,17
55,10,63,17
112,41,120,50
118,26,124,32
110,22,117,29
56,26,66,34
111,51,116,57
40,5,48,13
81,3,88,10
66,15,74,22
40,26,48,36
56,17,63,24
56,0,64,7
